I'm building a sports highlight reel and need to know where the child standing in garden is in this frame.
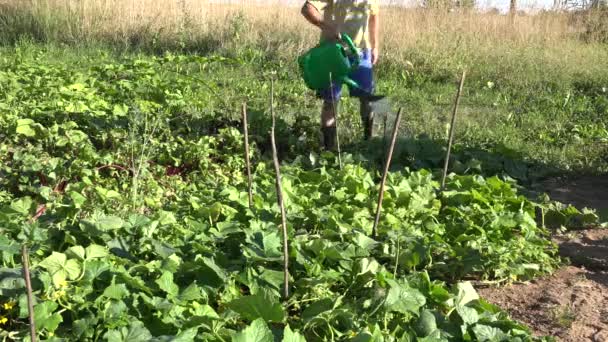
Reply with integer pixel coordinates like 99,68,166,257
301,0,380,150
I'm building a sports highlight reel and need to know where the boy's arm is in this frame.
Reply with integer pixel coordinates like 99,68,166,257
301,1,339,41
369,13,379,65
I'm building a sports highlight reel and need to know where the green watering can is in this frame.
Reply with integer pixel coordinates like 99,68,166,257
298,33,385,102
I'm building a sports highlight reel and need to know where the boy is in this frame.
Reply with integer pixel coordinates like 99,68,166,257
301,0,380,150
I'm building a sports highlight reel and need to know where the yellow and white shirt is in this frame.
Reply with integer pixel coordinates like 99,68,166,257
306,0,379,50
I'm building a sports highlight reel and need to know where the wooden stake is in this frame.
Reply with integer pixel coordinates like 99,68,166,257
242,102,253,209
382,113,388,167
270,78,289,299
21,245,37,342
372,108,403,239
328,72,342,169
441,70,466,191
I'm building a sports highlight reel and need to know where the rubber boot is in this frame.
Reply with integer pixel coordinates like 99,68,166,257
361,101,374,140
322,126,336,151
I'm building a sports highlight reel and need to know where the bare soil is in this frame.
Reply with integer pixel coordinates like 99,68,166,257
541,175,608,218
477,176,608,341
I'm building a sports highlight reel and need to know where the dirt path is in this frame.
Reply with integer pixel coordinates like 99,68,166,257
477,176,608,341
541,175,608,219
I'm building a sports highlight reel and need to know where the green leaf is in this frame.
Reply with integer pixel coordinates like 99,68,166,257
471,324,507,341
227,292,285,322
178,283,202,302
10,196,33,215
113,104,129,116
172,327,199,342
67,246,86,261
156,271,179,297
302,298,333,321
86,244,108,259
454,282,479,307
103,320,152,342
384,279,426,315
415,309,438,337
103,283,130,300
97,215,124,230
190,303,219,319
232,318,273,342
282,325,306,342
73,315,98,339
70,191,87,208
34,301,63,332
456,305,479,325
16,119,36,137
38,252,81,287
64,259,81,279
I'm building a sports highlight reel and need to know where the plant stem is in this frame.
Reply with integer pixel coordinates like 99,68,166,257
270,78,290,299
21,245,37,342
393,237,400,278
242,102,253,209
372,108,403,239
441,70,466,190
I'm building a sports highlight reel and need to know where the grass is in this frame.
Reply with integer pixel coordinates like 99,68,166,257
551,305,577,328
1,1,608,186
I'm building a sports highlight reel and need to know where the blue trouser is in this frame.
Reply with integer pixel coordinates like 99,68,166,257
316,49,374,103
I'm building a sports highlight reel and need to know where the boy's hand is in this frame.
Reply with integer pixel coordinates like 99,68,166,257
372,47,379,65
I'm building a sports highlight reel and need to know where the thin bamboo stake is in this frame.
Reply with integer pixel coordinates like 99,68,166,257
21,245,37,342
242,102,253,209
441,70,466,191
372,108,403,239
328,72,342,169
270,78,289,299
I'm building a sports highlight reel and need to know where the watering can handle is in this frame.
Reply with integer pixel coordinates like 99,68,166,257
340,33,358,56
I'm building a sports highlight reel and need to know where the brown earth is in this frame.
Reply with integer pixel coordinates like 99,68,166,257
541,175,608,218
477,176,608,342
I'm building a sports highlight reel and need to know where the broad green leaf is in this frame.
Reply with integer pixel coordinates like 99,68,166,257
178,283,202,302
471,324,507,341
232,318,273,342
103,320,152,342
67,246,86,261
38,252,81,287
456,305,479,325
10,196,32,215
302,298,333,321
0,267,24,294
454,282,479,307
353,232,377,250
70,191,87,208
34,301,63,332
191,303,219,319
103,300,128,322
415,310,438,337
73,315,98,339
171,327,199,342
157,210,177,225
351,324,385,342
227,292,285,322
156,271,179,297
97,215,124,230
86,244,108,259
282,325,306,342
16,119,36,137
103,283,130,300
113,104,128,116
64,259,81,279
384,279,426,315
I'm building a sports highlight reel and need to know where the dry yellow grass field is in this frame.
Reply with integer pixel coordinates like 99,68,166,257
0,0,593,50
